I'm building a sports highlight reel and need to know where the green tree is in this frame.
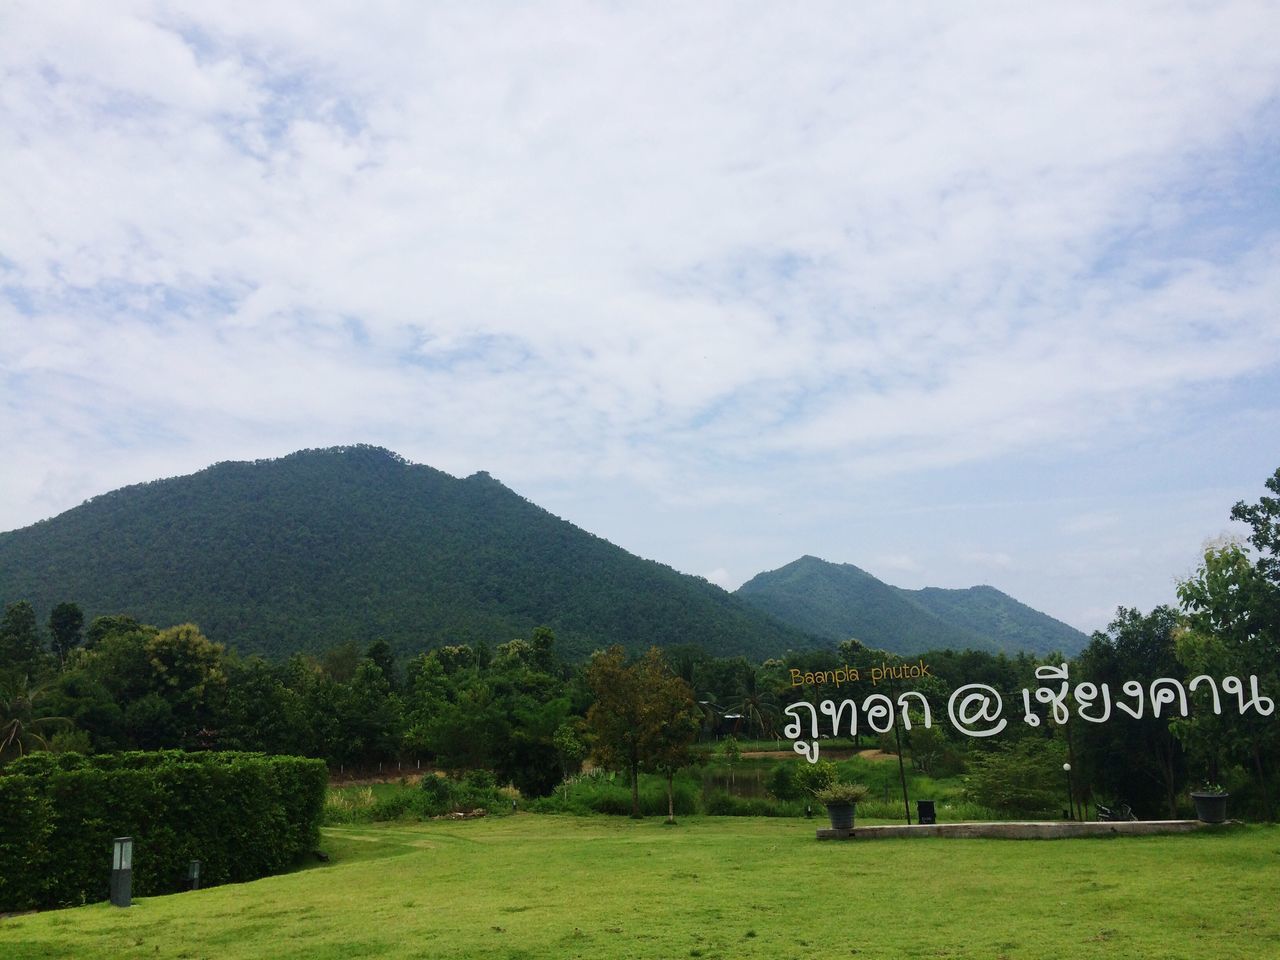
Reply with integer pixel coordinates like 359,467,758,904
1173,469,1280,820
145,623,227,748
0,675,69,764
47,669,126,752
344,660,404,765
1073,607,1186,818
47,602,84,666
221,656,307,754
585,646,649,817
721,735,742,785
553,719,587,781
1176,542,1279,819
641,657,701,824
966,737,1066,815
365,640,398,692
586,646,699,820
84,614,142,649
1231,467,1280,583
0,601,44,674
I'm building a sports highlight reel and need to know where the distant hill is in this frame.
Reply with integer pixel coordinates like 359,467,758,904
736,556,1087,656
0,446,821,662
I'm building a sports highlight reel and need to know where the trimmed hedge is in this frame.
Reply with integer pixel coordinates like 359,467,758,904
0,750,327,911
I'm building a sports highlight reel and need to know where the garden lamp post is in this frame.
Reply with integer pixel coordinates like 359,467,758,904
1062,763,1074,821
110,837,133,907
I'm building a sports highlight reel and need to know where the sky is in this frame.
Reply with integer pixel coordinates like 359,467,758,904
2,1,1278,635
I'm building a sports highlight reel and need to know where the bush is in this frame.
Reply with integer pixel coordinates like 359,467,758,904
703,792,805,817
767,759,837,800
0,750,326,911
528,773,698,817
814,782,871,805
415,770,503,817
325,786,376,824
370,793,413,821
964,739,1064,816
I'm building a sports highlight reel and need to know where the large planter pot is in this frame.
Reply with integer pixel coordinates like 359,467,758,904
1191,792,1229,823
825,802,854,832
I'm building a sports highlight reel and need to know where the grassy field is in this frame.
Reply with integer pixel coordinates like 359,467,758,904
2,816,1277,960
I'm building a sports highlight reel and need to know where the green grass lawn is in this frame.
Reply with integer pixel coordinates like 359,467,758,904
2,816,1277,959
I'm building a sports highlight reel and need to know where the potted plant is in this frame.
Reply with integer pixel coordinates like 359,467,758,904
1190,781,1229,824
813,782,870,831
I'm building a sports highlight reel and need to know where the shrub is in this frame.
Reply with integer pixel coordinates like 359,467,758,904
768,759,837,800
703,792,804,817
528,773,698,817
419,774,455,813
964,739,1064,816
0,750,326,911
414,770,503,817
325,786,376,824
371,793,413,821
814,782,871,805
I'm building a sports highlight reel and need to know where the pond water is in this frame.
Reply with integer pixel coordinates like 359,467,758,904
701,769,771,798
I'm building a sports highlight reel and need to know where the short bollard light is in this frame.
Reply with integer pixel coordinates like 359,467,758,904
189,860,202,891
110,837,133,908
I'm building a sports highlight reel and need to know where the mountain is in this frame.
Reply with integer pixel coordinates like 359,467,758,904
735,556,1087,656
0,446,821,662
902,584,1087,656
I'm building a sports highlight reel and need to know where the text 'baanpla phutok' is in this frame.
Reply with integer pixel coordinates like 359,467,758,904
783,663,1275,763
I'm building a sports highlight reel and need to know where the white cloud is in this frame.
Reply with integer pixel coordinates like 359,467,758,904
959,551,1013,570
1,2,1278,632
874,554,921,574
704,568,733,590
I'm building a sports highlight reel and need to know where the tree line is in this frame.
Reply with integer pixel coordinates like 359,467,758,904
2,468,1277,820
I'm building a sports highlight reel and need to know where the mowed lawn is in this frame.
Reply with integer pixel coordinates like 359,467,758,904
2,816,1278,960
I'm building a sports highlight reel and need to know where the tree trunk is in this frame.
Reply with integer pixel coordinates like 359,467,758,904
1254,740,1273,822
892,717,911,825
666,771,675,824
1157,737,1177,820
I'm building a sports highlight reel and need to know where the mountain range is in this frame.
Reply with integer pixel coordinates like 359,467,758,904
0,446,1087,660
736,555,1087,656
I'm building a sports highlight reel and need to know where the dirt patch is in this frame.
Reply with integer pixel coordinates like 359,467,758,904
329,772,429,787
856,749,899,762
740,749,864,760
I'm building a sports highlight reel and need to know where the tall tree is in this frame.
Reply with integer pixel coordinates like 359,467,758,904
1173,470,1280,820
1074,607,1186,818
639,652,701,824
585,646,652,817
0,601,44,674
586,646,700,819
1176,543,1279,819
48,602,84,666
1231,467,1280,584
144,623,227,749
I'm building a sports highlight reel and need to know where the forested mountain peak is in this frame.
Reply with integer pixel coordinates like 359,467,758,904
0,446,819,662
737,555,1086,656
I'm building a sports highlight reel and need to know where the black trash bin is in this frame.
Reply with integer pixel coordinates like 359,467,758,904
917,799,936,825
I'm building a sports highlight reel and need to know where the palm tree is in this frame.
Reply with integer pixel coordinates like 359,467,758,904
735,668,780,741
0,675,70,764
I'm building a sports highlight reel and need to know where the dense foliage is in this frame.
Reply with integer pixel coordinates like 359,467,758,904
0,445,819,662
0,750,325,911
736,555,1087,656
0,466,1275,828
